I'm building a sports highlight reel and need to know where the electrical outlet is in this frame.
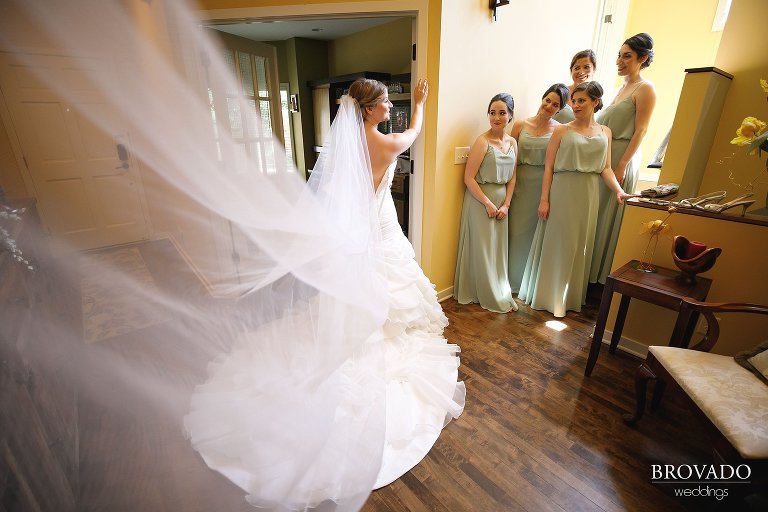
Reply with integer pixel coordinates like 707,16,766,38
454,146,470,164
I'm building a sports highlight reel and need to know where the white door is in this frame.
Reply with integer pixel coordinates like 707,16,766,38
0,52,149,250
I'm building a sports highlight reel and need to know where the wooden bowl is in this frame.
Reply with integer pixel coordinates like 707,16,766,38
672,236,722,284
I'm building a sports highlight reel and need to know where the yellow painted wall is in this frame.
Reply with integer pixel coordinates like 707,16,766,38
700,0,768,211
608,0,768,355
609,204,768,355
620,0,721,172
425,0,601,293
328,18,411,76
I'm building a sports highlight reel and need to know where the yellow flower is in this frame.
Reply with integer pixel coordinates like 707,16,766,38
640,219,671,235
730,116,767,146
761,78,768,94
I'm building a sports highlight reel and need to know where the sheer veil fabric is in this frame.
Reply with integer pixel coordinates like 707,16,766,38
1,1,463,510
183,94,390,510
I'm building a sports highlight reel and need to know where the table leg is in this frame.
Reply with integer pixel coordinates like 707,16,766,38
585,279,615,376
609,295,631,354
670,308,700,348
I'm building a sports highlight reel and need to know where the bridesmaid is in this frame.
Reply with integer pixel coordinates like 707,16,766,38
454,93,518,313
519,82,632,318
553,49,597,123
590,33,656,284
508,83,569,293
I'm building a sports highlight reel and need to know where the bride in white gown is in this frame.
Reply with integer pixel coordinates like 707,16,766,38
184,78,465,510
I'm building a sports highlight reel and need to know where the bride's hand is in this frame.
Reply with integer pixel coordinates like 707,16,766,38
413,79,428,105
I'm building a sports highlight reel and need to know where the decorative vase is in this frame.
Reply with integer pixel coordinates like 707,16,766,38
672,236,722,284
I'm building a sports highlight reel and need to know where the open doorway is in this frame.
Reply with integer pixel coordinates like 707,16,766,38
197,3,428,258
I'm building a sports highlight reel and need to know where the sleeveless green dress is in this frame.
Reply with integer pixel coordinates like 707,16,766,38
509,129,550,293
519,128,608,317
590,95,641,284
454,144,517,313
552,104,574,124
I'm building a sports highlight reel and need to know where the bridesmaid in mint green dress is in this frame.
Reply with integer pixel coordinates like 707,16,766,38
553,49,597,124
508,83,569,293
454,94,518,313
591,33,656,283
519,82,632,317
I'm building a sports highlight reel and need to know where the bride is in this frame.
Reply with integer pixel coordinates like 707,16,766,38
184,78,465,511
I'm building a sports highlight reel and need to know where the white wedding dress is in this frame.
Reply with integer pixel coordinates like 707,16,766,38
184,124,465,508
369,161,466,488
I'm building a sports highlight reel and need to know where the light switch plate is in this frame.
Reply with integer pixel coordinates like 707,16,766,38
454,146,470,164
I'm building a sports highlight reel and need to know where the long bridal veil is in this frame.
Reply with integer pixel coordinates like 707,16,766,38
1,0,388,510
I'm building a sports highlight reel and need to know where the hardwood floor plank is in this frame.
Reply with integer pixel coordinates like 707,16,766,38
66,241,766,511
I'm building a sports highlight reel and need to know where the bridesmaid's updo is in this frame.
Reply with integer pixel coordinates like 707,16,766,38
348,78,387,119
624,33,654,68
487,93,515,122
569,49,597,71
572,81,604,112
543,83,569,111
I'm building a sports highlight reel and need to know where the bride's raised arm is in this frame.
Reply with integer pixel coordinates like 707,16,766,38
374,78,428,162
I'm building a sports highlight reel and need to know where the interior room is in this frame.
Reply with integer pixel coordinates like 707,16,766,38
1,0,767,511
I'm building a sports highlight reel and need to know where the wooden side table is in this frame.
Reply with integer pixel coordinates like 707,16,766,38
584,260,713,376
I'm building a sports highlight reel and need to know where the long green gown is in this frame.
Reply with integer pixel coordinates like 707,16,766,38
590,95,640,284
518,128,608,317
454,143,517,313
508,129,550,293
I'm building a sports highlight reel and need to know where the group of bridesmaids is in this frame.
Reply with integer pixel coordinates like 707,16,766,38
454,33,657,317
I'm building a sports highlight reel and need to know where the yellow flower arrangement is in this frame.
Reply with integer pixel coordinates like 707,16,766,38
728,79,768,193
636,208,675,272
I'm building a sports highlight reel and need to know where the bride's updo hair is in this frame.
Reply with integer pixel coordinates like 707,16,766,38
348,78,388,119
572,81,604,112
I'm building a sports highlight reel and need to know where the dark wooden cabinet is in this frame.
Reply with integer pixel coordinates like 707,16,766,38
1,200,78,512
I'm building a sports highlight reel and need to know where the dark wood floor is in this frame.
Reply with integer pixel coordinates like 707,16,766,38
72,239,766,512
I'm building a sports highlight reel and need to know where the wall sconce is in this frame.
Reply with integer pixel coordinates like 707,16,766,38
289,94,299,113
489,0,510,21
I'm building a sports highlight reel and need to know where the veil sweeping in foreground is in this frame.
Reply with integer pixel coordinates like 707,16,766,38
0,0,463,510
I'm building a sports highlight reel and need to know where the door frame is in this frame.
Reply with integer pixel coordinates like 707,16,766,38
195,1,429,262
0,47,152,246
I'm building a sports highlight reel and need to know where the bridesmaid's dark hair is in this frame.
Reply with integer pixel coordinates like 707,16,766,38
569,49,597,71
543,83,569,111
624,33,654,68
572,81,604,112
348,78,388,119
488,93,515,122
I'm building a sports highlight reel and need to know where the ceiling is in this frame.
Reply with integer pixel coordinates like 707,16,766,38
208,16,406,42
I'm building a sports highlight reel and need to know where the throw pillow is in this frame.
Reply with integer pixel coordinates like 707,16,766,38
734,339,768,386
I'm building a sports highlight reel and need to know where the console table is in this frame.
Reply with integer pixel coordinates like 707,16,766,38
584,260,713,376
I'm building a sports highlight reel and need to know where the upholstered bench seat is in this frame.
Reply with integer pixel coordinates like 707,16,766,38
650,346,768,459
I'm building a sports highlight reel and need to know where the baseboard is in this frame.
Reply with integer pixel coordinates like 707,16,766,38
600,330,649,359
437,285,454,302
153,232,215,297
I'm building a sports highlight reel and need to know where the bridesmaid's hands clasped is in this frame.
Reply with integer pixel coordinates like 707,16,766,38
484,201,499,219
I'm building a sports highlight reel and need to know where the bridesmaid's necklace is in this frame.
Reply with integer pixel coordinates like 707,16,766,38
486,130,510,152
